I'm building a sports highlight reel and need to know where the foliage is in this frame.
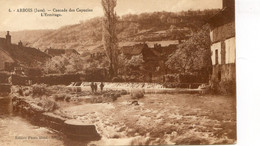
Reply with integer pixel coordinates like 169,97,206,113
102,0,119,78
43,54,84,74
166,25,211,73
118,54,144,70
118,53,144,81
84,54,110,69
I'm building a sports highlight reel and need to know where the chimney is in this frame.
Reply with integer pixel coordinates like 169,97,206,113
6,31,11,45
222,0,235,9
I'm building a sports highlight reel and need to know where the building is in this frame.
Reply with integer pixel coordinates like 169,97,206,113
208,0,235,87
120,41,178,82
44,48,80,57
0,31,50,71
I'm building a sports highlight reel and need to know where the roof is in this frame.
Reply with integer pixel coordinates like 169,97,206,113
208,2,235,28
121,44,145,55
0,48,15,70
146,40,179,48
120,40,179,48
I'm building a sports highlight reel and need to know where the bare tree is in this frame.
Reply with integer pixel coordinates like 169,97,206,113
102,0,118,78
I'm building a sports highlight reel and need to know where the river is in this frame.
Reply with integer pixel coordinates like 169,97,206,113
0,96,92,146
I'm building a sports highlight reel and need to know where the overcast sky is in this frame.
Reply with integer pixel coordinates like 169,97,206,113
0,0,222,31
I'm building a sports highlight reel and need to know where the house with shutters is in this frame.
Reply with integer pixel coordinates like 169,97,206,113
208,0,235,84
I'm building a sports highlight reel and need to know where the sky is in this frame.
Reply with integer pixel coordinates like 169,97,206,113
0,0,222,31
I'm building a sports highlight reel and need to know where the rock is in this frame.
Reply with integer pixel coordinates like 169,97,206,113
65,97,71,102
120,90,128,95
130,91,144,99
129,100,139,106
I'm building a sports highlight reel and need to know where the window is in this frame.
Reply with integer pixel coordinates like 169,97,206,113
215,50,218,65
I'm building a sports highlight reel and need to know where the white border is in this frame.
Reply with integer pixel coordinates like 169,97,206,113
236,0,260,146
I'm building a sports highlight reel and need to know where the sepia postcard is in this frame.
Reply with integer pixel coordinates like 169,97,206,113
0,0,236,145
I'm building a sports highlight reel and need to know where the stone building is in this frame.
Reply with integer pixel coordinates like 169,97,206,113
208,0,235,85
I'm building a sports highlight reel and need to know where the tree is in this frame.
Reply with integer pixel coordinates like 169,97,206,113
118,54,144,75
166,25,211,73
43,54,83,74
102,0,118,78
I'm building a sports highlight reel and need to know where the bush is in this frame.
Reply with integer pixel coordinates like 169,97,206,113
130,90,144,99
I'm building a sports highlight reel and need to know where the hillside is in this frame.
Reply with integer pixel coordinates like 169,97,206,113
4,9,219,54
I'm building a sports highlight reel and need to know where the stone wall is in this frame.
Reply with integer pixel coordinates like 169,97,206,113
211,64,236,82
